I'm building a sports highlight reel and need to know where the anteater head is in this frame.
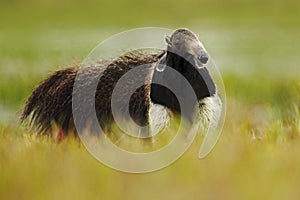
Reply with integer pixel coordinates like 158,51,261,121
150,28,217,116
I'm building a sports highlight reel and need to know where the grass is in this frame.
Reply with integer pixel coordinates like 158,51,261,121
0,96,299,199
1,0,300,199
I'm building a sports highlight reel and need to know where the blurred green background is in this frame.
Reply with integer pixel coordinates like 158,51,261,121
0,0,299,199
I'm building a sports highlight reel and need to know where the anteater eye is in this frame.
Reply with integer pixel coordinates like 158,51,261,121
198,51,208,64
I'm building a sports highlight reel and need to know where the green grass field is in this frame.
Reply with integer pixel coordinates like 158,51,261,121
0,0,300,199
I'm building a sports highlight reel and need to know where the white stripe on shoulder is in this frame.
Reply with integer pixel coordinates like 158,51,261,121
149,102,170,136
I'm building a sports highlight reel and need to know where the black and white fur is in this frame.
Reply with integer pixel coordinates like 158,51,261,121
149,29,220,136
21,28,220,140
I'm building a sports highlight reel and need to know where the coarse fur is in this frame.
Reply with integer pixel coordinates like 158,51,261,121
21,28,218,138
21,51,163,135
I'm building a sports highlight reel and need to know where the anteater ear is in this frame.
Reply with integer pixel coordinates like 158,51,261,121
165,35,172,46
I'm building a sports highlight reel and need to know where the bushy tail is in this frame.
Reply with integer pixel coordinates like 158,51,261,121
21,68,77,134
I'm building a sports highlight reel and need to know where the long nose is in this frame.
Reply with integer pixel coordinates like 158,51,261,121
198,51,208,64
